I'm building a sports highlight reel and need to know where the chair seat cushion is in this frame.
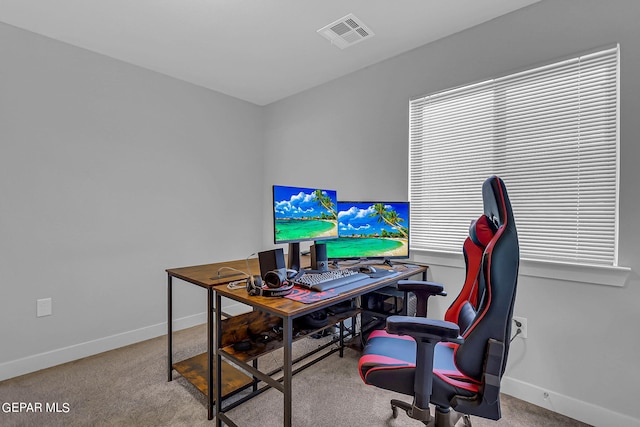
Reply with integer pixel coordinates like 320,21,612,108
359,330,479,404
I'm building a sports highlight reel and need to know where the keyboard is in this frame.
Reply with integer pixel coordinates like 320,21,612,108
293,270,370,292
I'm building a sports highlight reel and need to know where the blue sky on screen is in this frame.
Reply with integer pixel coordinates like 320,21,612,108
337,202,409,236
273,186,337,219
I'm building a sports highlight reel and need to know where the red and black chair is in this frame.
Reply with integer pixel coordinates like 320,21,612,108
358,176,519,426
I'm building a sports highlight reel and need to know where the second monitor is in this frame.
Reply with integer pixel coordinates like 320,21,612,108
323,201,410,263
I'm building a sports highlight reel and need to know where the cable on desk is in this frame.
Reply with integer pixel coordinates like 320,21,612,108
215,252,258,285
227,280,247,290
216,266,248,278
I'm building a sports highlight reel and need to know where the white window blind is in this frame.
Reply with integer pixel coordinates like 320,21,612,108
409,45,619,266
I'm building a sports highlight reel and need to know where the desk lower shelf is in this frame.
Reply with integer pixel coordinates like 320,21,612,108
173,308,360,399
220,308,360,362
172,354,253,398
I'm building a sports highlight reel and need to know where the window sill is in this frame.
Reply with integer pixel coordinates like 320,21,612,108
410,249,630,287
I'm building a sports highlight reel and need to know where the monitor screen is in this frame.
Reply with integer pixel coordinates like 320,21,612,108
324,201,410,260
272,185,339,244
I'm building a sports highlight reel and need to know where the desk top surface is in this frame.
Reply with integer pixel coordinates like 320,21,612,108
167,258,427,318
167,258,261,288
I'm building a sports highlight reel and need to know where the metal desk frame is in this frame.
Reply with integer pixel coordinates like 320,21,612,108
166,259,427,426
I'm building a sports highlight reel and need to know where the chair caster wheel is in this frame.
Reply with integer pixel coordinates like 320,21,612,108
391,404,398,419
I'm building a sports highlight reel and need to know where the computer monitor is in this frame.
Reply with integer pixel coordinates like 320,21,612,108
272,185,338,270
324,201,410,263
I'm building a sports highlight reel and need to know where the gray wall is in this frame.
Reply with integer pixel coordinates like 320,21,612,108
0,23,264,375
264,0,640,425
3,0,640,425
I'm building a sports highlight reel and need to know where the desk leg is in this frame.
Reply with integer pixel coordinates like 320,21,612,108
283,316,293,427
214,291,223,426
167,275,173,382
208,287,215,421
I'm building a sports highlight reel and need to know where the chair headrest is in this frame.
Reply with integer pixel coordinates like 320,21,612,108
482,175,514,230
469,215,497,248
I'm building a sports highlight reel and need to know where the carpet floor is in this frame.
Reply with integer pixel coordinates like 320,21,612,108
0,324,591,427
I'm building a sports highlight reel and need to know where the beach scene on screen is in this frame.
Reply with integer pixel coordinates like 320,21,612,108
273,186,338,243
326,202,409,258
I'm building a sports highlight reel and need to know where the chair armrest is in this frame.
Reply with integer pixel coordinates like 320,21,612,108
397,280,447,297
386,315,461,343
397,280,447,317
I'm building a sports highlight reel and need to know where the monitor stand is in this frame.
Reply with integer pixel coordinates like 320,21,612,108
287,242,301,271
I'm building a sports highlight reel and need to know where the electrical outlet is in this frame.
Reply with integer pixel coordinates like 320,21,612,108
513,316,527,339
37,298,52,317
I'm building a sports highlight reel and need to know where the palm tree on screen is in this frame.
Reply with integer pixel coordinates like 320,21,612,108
370,203,408,238
312,190,337,220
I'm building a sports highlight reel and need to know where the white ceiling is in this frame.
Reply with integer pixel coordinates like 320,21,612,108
0,0,540,106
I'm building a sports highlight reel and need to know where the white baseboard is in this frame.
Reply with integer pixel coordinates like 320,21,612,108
0,312,209,382
0,300,251,383
501,375,640,427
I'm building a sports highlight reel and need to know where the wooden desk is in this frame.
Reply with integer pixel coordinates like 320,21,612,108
166,258,427,426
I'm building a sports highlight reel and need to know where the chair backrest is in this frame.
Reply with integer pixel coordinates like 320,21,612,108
444,214,496,333
447,176,519,381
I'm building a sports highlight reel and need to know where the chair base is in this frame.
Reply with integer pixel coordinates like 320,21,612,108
390,399,472,427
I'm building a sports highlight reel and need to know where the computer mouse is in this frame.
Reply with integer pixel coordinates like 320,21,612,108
359,266,377,274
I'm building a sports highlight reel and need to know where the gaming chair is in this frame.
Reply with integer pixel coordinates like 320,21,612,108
358,176,519,426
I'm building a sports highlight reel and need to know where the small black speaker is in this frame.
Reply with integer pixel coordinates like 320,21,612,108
258,248,286,278
311,243,328,272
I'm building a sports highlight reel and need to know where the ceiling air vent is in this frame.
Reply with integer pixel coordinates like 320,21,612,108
317,14,375,49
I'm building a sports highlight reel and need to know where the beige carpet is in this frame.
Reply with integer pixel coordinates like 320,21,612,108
0,324,591,427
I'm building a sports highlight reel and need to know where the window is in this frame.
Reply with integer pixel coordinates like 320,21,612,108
409,45,619,267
